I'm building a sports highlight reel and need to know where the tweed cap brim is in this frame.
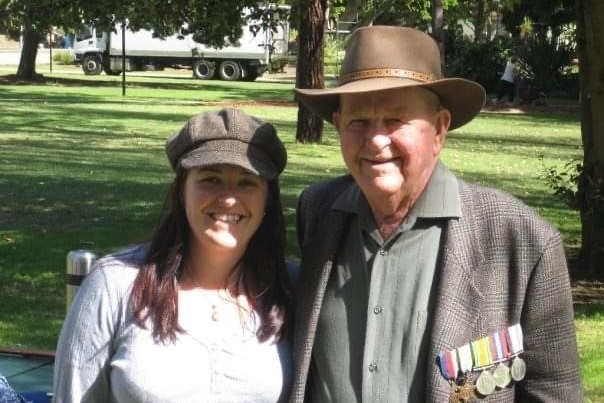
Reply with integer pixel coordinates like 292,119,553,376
179,139,280,179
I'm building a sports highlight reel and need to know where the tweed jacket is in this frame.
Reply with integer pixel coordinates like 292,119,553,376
290,173,583,403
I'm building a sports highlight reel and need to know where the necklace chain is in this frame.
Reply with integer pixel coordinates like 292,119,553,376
185,265,253,329
187,269,231,322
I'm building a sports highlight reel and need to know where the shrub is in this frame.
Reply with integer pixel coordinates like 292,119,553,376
444,31,509,93
52,51,74,65
514,37,575,96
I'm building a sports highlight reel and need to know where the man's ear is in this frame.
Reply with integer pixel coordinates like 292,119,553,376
333,111,341,132
436,108,451,138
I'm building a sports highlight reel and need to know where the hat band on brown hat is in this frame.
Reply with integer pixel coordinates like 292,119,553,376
293,26,486,132
339,68,436,86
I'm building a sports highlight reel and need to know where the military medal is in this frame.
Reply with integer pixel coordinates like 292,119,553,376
507,324,526,381
439,349,476,402
490,329,511,388
493,363,511,388
448,376,476,403
438,323,526,400
471,336,496,396
475,370,497,396
510,357,526,381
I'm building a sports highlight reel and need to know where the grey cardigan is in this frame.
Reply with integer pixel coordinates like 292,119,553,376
290,174,583,403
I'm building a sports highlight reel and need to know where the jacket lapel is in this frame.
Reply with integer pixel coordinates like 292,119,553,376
425,184,486,402
291,206,351,402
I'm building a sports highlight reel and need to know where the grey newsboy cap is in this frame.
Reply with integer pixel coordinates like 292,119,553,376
166,108,287,179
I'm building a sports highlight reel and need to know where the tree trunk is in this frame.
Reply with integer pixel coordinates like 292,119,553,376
16,28,42,79
576,0,604,279
473,0,487,43
431,0,445,69
295,0,326,143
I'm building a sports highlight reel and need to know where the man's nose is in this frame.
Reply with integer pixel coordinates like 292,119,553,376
365,121,392,150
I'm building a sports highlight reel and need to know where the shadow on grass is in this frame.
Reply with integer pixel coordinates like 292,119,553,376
0,74,295,103
574,303,604,318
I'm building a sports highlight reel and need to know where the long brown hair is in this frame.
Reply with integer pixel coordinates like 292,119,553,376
129,168,291,342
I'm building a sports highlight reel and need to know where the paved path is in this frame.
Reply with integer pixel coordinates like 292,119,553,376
0,48,72,66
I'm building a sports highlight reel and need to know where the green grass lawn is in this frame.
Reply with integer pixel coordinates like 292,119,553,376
0,70,601,399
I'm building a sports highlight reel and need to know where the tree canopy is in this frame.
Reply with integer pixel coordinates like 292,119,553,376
1,0,282,78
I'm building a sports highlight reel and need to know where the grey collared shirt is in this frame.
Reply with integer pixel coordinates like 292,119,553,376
310,161,461,403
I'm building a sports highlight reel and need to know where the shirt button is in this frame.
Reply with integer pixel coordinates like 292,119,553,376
379,249,388,256
373,305,382,314
368,363,378,372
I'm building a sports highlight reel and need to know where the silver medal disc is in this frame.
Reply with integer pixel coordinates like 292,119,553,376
475,370,497,396
510,357,527,381
493,363,511,388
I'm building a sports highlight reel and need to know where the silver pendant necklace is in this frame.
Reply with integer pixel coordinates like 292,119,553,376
188,269,227,322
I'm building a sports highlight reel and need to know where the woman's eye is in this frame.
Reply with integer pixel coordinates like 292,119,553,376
199,176,221,185
239,179,259,188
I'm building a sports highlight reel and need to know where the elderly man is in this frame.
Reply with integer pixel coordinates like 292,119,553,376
291,26,582,403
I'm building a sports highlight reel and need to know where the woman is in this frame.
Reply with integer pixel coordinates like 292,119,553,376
53,108,293,402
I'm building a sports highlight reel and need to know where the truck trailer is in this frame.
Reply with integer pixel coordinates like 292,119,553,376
73,7,290,81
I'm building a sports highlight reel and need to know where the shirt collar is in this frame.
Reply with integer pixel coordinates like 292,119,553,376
332,160,462,220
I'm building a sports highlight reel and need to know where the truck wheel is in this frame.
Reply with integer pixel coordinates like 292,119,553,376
192,60,215,80
218,60,242,81
82,55,103,75
241,66,259,82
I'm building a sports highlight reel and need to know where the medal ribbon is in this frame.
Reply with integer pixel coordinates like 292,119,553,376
490,329,508,362
457,344,473,374
471,336,492,368
499,329,510,358
438,323,523,381
438,349,459,380
507,323,524,356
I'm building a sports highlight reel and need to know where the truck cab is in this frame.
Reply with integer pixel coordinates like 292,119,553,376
73,25,110,75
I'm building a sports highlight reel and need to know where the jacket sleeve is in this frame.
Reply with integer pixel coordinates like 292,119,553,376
296,188,309,250
517,232,583,402
53,264,119,403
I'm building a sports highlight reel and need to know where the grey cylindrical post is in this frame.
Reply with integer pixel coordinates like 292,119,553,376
66,249,96,311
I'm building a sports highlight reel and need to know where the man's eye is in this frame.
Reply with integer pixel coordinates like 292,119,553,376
385,118,403,126
348,120,368,129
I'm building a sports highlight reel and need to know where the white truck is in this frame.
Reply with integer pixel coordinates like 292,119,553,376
73,7,290,81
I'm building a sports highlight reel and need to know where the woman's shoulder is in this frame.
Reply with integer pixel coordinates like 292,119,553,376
85,243,149,289
98,243,148,264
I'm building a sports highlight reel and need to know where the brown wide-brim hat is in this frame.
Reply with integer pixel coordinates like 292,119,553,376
294,26,486,131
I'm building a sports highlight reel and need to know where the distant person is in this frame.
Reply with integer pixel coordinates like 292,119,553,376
53,108,294,402
291,26,582,402
494,56,519,105
62,33,72,49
